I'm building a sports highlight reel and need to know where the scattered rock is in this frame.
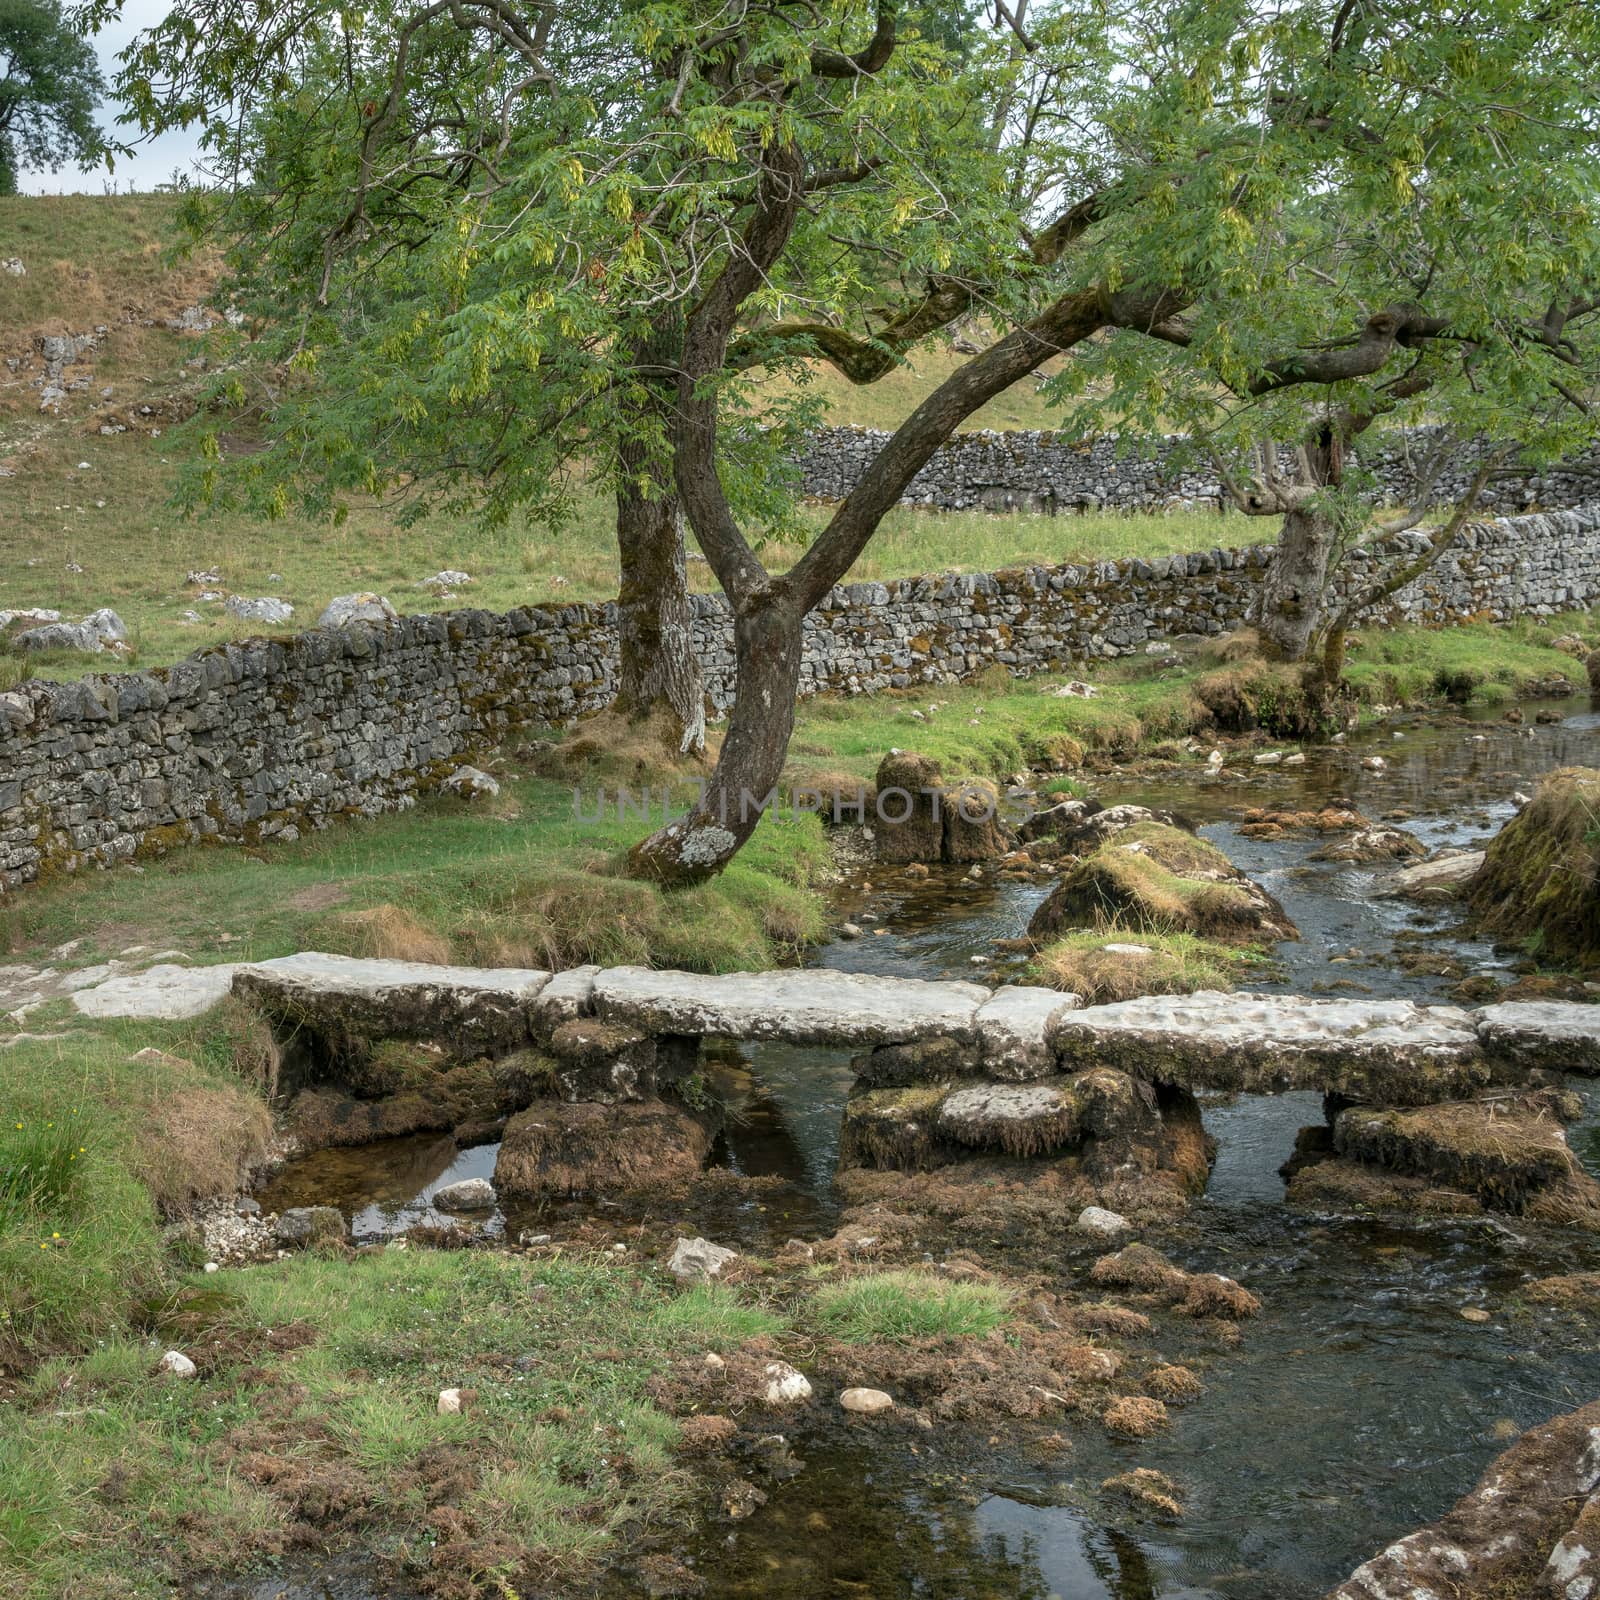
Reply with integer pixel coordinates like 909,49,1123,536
224,596,294,625
419,570,472,593
437,1387,464,1415
839,1387,894,1416
1075,1205,1131,1236
433,1177,497,1211
668,1236,739,1282
763,1362,813,1405
1374,850,1485,901
441,765,500,800
317,592,399,629
273,1206,348,1248
157,1350,197,1379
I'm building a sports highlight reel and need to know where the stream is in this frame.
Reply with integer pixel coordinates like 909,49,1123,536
256,698,1600,1600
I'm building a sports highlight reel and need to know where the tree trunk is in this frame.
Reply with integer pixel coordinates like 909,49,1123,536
1254,502,1338,662
627,600,803,883
1254,429,1343,663
612,463,706,754
610,315,706,754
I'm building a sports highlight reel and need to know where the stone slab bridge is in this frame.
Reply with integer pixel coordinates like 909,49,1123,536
72,954,1600,1215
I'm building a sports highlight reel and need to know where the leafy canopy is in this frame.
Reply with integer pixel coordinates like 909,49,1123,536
0,0,105,192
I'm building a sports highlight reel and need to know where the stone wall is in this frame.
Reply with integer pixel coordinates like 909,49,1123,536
3,505,1598,891
790,424,1600,515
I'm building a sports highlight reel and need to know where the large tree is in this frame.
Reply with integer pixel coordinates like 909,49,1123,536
103,0,1600,885
0,0,104,192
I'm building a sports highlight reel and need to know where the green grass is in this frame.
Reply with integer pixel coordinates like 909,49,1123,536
0,1249,788,1599
1341,615,1600,708
1028,928,1275,1003
0,771,831,978
810,1270,1012,1343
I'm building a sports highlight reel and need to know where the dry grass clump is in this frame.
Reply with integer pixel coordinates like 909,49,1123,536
1176,1274,1261,1320
336,903,455,966
1523,1272,1600,1310
132,1080,273,1216
1089,1244,1261,1320
1089,1243,1186,1294
545,707,720,783
1103,1467,1184,1519
493,1099,714,1197
1030,929,1261,1002
1102,1395,1169,1437
1145,1363,1204,1403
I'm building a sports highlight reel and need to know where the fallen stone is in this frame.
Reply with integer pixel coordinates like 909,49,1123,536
317,592,398,629
437,1387,463,1415
1053,991,1496,1104
72,963,239,1021
1374,849,1485,900
592,965,989,1047
763,1362,813,1404
157,1350,197,1379
419,570,472,592
273,1206,347,1248
1321,1399,1600,1600
224,596,294,625
441,765,499,799
938,1080,1085,1158
548,1017,658,1102
668,1237,739,1282
1309,826,1427,863
233,952,549,1057
1075,1205,1131,1236
839,1387,894,1416
433,1178,497,1211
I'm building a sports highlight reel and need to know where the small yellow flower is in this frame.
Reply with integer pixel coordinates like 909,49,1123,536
51,1233,60,1239
39,1242,47,1251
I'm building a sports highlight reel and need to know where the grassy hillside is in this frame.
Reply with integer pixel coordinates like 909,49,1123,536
0,191,1256,682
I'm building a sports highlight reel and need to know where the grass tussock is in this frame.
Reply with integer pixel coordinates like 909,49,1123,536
1466,767,1600,969
1029,929,1271,1002
810,1269,1012,1343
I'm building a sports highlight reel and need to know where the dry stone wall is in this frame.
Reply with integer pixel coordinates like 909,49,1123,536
3,504,1598,891
790,424,1600,514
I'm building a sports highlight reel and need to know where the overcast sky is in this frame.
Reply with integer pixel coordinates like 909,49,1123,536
18,0,208,194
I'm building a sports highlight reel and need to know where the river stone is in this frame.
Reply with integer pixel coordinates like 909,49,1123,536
1373,849,1485,900
548,1018,658,1102
592,966,990,1046
72,962,238,1020
974,984,1083,1080
273,1205,347,1247
1321,1399,1600,1600
233,952,549,1057
763,1362,813,1404
1053,991,1496,1104
668,1236,739,1282
494,1099,713,1196
433,1178,497,1211
839,1387,894,1415
1475,1001,1600,1075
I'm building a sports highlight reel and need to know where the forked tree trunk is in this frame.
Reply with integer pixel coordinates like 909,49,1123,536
612,461,706,754
627,600,803,883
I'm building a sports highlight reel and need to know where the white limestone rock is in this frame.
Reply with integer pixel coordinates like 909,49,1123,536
973,984,1082,1081
318,592,399,629
533,965,601,1030
1475,1001,1600,1075
592,965,990,1047
72,962,239,1020
157,1350,197,1379
1075,1205,1131,1236
225,595,295,625
1053,991,1492,1103
441,765,499,799
433,1178,497,1211
1374,849,1485,901
667,1236,739,1282
233,952,549,1055
763,1362,813,1405
839,1387,894,1416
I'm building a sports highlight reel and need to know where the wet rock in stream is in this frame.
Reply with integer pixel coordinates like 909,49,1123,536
494,1099,717,1196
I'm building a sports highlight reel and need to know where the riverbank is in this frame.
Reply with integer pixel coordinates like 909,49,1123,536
2,617,1598,1598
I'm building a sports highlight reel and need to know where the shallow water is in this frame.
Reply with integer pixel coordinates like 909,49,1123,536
261,696,1600,1599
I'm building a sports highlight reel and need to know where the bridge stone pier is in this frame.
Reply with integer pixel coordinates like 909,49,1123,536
74,953,1600,1222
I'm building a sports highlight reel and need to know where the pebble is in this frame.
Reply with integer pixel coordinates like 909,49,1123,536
433,1177,497,1211
839,1387,894,1416
1075,1205,1132,1236
1460,1307,1492,1324
437,1387,463,1414
839,923,862,939
764,1362,813,1405
158,1350,197,1378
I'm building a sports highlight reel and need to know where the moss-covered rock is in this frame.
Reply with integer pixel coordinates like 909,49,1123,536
547,1018,659,1103
1028,822,1298,945
493,1098,714,1196
1029,930,1266,1003
1466,766,1600,969
838,1082,961,1170
851,1036,978,1088
872,751,1013,864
